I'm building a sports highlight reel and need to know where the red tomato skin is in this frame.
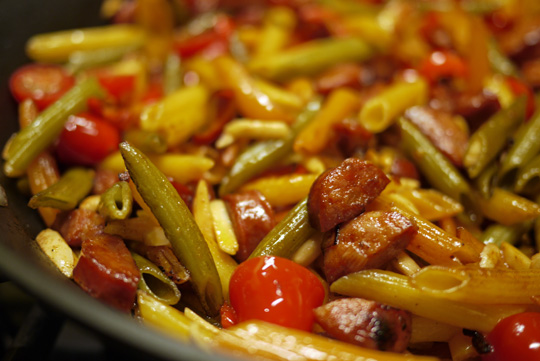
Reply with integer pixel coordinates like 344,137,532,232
56,112,120,166
9,64,75,110
229,255,325,331
418,50,468,84
482,312,540,361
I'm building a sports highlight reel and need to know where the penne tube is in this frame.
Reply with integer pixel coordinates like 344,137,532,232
132,252,181,305
35,229,78,278
394,188,463,222
216,119,291,148
477,187,540,226
214,320,439,361
359,78,428,133
140,85,210,147
26,24,146,63
147,154,215,184
500,242,531,270
294,87,359,155
105,213,169,245
410,265,540,304
137,291,191,341
253,78,304,111
210,199,239,256
253,6,296,59
241,173,318,207
410,315,460,344
193,180,237,299
448,332,479,361
391,251,421,277
292,233,323,267
331,269,525,333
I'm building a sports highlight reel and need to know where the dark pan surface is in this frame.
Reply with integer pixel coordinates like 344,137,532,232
0,2,236,360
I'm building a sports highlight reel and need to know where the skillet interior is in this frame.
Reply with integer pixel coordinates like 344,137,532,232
0,2,237,360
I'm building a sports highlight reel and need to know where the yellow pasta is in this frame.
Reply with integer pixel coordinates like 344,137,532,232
210,199,240,256
477,187,540,226
241,173,318,207
410,265,540,304
331,269,525,333
409,315,460,344
358,78,428,133
35,229,77,278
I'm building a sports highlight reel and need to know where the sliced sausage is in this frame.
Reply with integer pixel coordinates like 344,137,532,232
314,297,412,352
322,211,417,283
73,233,140,312
53,208,106,247
308,158,389,232
405,106,468,167
223,190,276,262
92,168,119,195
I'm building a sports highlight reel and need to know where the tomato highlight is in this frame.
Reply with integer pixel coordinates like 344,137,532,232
482,312,540,361
229,255,325,331
9,64,75,110
56,112,120,166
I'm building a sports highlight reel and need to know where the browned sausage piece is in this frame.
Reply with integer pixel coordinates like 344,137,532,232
223,190,276,262
308,158,389,232
314,297,412,352
322,211,417,283
53,208,106,247
405,106,468,167
73,233,140,312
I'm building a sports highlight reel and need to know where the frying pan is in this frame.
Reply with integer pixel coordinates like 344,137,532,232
0,1,237,360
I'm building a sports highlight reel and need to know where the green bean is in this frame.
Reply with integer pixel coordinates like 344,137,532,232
498,106,540,186
219,98,321,196
249,197,315,260
2,77,104,177
474,162,497,199
98,181,133,220
28,168,94,210
398,117,473,203
481,222,531,247
163,52,183,95
123,129,168,154
119,142,223,316
131,252,181,305
316,0,380,15
464,96,526,178
249,37,374,82
514,154,540,195
487,37,520,77
67,44,140,73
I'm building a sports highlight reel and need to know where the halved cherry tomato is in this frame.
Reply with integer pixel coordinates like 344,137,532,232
229,255,325,331
418,50,468,84
482,312,540,361
97,73,136,104
56,112,120,166
173,15,234,59
506,76,536,120
220,303,238,329
9,64,75,110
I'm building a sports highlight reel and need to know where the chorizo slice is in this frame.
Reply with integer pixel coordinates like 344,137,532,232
73,233,140,312
314,297,412,352
323,210,417,283
223,190,276,262
53,208,105,247
308,158,389,232
405,106,468,167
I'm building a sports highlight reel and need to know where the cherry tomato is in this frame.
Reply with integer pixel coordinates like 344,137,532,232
56,112,120,166
418,50,468,84
229,255,325,331
173,15,234,59
220,303,238,329
9,64,75,110
97,73,136,104
482,312,540,361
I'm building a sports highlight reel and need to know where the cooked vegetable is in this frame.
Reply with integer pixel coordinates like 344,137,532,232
119,141,223,316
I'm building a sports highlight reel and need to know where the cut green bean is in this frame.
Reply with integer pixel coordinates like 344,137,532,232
249,197,315,260
249,37,374,82
219,98,321,196
481,222,532,247
123,129,168,154
67,44,140,73
98,181,133,220
514,154,540,195
28,168,94,210
132,252,181,305
2,77,104,177
498,106,540,186
464,96,526,178
474,162,497,199
163,52,183,95
398,117,473,203
119,142,223,316
487,37,520,77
